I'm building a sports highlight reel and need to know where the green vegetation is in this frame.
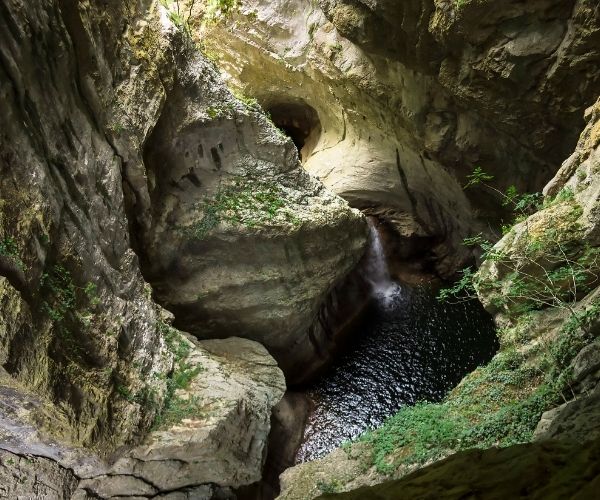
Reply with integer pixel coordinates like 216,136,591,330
231,88,260,110
150,321,204,429
41,265,78,325
203,0,238,23
359,166,600,476
0,236,25,269
159,0,196,39
0,237,19,259
117,384,135,401
316,479,342,494
330,42,343,54
39,264,100,354
362,298,599,473
186,176,299,239
107,122,125,135
441,169,597,320
205,100,239,119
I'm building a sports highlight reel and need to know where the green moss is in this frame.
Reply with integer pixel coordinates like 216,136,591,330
231,88,260,110
39,265,100,348
185,176,298,239
317,479,342,494
0,236,25,269
365,403,470,473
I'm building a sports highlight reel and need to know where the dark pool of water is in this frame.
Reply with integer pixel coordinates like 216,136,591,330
295,282,498,462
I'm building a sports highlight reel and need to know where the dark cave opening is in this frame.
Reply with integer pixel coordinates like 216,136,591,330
264,100,321,162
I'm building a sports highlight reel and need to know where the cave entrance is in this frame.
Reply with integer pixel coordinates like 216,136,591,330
264,101,321,163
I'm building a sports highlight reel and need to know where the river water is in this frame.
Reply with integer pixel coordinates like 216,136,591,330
295,221,498,462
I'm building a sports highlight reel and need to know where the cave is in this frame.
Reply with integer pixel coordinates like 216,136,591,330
3,0,600,499
263,100,322,162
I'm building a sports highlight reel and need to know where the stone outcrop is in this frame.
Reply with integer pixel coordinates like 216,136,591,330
77,336,285,498
476,96,600,317
201,0,600,277
201,0,481,277
320,0,600,198
0,334,285,499
315,437,600,500
140,49,367,384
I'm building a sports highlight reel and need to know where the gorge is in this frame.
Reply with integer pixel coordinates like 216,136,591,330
0,0,600,499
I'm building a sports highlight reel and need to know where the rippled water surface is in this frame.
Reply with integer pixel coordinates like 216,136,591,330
296,283,498,462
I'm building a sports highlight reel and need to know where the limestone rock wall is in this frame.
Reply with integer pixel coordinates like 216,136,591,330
140,49,367,385
476,96,600,317
0,0,367,495
0,0,173,451
203,0,479,277
202,0,600,276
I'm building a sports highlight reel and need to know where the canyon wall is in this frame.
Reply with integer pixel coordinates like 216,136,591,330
1,0,600,497
203,0,600,276
0,0,367,495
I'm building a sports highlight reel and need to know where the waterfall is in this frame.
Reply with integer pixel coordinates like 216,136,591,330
366,218,402,307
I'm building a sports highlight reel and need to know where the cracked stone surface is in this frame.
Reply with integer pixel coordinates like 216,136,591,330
0,336,284,498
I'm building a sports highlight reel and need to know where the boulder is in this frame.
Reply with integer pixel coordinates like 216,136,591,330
140,49,368,383
0,335,285,498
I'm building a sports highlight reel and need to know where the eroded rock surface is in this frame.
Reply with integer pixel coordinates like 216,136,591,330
0,334,285,499
0,0,173,451
0,0,365,496
141,51,367,383
76,336,285,498
201,0,600,276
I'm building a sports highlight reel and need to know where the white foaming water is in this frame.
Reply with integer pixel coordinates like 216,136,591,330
366,219,402,307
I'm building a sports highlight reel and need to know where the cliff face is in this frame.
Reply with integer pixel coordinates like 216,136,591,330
0,0,172,452
202,0,600,276
0,0,366,495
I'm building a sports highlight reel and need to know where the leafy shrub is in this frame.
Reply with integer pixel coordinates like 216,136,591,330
0,236,25,269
